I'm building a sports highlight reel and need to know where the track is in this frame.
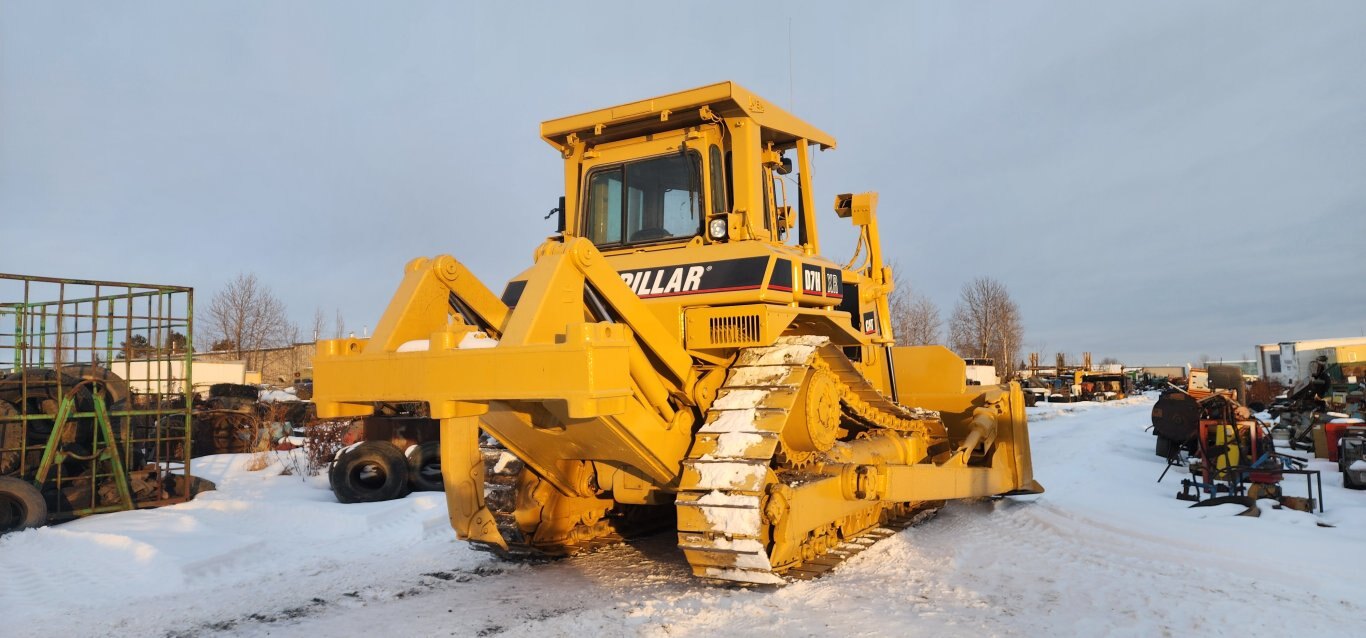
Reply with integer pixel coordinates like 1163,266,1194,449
472,437,665,559
468,336,949,583
677,336,946,584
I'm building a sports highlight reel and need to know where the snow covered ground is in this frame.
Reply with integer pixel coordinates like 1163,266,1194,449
3,396,1365,637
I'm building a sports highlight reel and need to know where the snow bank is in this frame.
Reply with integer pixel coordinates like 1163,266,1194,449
0,452,486,638
257,388,299,403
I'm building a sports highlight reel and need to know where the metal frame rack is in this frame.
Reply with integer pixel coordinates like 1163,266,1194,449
0,273,194,527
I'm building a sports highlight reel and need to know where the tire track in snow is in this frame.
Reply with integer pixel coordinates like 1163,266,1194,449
917,497,1365,637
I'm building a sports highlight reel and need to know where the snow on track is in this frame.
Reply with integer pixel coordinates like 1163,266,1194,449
3,397,1365,637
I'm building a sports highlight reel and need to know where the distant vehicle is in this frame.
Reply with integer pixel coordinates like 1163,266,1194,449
964,358,999,386
1075,371,1130,402
1019,378,1050,407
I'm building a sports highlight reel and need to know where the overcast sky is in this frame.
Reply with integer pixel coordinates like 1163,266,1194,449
2,1,1363,365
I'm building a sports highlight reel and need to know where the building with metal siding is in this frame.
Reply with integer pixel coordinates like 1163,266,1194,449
1257,337,1366,384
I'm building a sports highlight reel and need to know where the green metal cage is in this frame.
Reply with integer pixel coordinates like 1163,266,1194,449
0,273,194,526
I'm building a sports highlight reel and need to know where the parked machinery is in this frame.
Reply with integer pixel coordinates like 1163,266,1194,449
1075,371,1129,402
191,383,265,457
1340,427,1366,489
1268,356,1334,451
311,83,1041,584
1151,365,1314,511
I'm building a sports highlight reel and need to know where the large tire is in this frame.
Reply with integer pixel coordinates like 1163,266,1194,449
406,441,444,492
330,441,410,503
208,383,259,401
0,476,47,534
0,400,23,475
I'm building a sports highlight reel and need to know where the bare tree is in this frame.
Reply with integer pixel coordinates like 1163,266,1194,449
905,296,943,346
948,277,1024,377
333,308,347,339
886,262,942,346
890,290,942,346
204,273,292,371
311,307,327,341
1099,357,1120,366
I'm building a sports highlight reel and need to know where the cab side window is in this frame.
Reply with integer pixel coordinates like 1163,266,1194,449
586,168,623,245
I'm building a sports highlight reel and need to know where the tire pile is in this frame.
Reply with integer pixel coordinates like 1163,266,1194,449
329,416,444,504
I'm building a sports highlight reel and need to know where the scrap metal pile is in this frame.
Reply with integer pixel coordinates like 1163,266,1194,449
0,274,210,535
1018,352,1132,405
189,382,316,457
1267,355,1338,451
1151,364,1320,514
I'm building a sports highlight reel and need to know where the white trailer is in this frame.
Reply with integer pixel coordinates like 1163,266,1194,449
111,359,246,397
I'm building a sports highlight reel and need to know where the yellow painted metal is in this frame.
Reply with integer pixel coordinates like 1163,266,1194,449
315,324,634,419
368,255,508,352
890,345,968,398
541,81,835,154
683,304,868,351
440,412,505,546
728,114,768,241
837,192,895,343
313,82,1041,581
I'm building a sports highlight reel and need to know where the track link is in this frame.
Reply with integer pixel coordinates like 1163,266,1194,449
782,502,941,580
472,436,664,559
675,336,943,584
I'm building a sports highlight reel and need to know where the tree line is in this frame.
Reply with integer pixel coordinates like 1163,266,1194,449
888,266,1023,378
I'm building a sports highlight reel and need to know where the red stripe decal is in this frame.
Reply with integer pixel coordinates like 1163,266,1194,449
638,284,764,298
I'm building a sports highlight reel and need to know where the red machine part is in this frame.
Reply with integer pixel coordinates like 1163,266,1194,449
1325,419,1365,462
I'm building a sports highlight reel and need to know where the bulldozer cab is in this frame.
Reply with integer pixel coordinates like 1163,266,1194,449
528,82,899,355
540,82,836,253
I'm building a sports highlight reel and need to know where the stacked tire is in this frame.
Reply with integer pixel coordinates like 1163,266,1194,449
405,442,443,492
329,441,443,503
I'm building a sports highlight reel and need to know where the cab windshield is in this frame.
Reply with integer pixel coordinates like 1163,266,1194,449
584,151,702,246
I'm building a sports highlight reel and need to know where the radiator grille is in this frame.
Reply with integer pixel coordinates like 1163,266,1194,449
709,314,761,345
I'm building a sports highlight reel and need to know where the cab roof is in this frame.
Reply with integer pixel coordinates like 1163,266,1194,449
540,81,837,152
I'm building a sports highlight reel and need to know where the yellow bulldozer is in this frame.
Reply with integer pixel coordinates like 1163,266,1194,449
312,82,1042,584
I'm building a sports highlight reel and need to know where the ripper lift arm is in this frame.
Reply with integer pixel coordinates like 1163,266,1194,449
312,238,698,547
